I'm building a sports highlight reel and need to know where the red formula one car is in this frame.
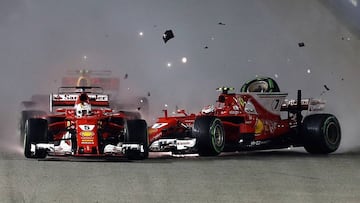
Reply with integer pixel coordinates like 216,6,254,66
24,86,148,160
19,69,149,144
148,77,341,155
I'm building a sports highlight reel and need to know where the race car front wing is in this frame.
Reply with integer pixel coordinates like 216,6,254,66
30,142,144,156
149,138,196,152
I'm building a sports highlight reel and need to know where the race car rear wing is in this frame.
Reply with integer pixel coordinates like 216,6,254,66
281,98,325,112
50,93,110,112
57,86,104,94
50,91,110,112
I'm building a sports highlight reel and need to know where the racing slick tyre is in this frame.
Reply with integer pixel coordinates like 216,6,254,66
125,119,149,160
24,118,48,158
302,114,341,154
19,110,46,146
193,116,225,156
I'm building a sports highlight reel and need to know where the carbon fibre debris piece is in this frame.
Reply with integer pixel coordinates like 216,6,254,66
163,30,174,43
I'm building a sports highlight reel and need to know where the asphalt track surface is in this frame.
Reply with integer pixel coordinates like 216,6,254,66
1,145,359,203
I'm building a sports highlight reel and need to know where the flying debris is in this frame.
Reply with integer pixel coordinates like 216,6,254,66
298,42,305,47
324,85,330,91
218,22,226,25
147,92,151,97
204,46,209,49
320,85,330,95
124,73,128,79
163,30,174,43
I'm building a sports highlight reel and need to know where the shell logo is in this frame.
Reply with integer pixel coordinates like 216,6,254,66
254,119,264,134
81,131,94,137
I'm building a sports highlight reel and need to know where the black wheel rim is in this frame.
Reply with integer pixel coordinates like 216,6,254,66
325,121,339,145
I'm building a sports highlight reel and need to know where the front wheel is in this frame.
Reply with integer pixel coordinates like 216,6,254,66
125,119,149,160
193,116,225,156
302,114,341,154
19,110,46,146
24,118,48,158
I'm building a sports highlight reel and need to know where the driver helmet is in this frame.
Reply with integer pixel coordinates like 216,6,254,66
75,102,91,117
75,93,92,117
201,105,215,114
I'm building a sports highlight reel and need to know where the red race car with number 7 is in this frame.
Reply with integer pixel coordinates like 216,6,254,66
24,86,148,160
148,77,341,156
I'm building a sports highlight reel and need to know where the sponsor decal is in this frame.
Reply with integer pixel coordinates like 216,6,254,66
81,138,94,145
184,120,195,124
263,120,277,134
254,119,264,135
250,140,270,146
177,141,191,145
80,131,94,137
151,123,168,129
229,110,239,115
81,141,94,144
79,125,95,131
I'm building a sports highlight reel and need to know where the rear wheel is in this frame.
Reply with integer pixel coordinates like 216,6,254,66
125,119,149,160
194,116,225,156
302,114,341,154
24,118,48,158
